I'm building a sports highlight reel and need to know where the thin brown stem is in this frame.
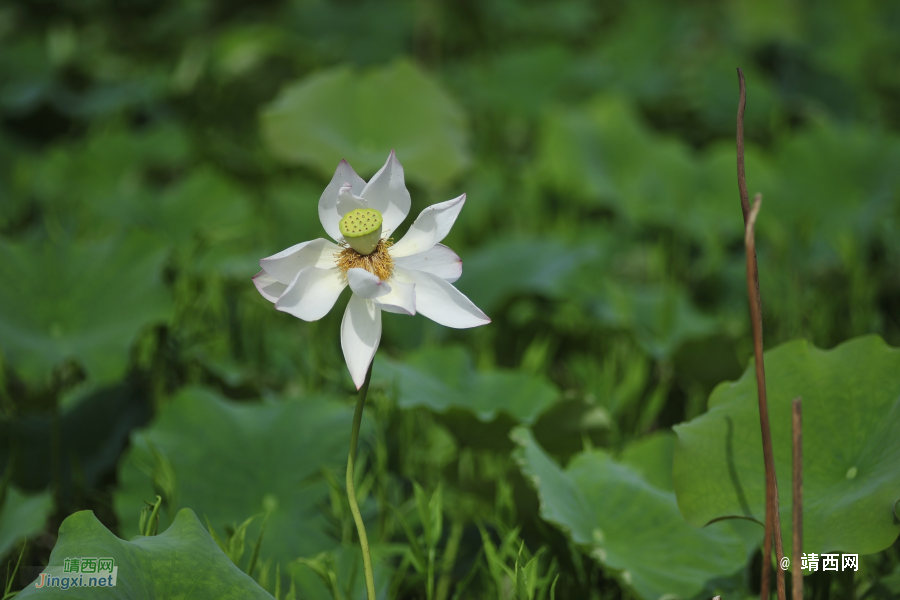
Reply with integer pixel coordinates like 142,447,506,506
792,398,803,600
737,69,764,336
737,68,786,600
744,196,786,600
736,68,751,222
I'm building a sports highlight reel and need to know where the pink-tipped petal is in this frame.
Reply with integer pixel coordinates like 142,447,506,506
341,294,382,389
359,150,411,235
274,266,347,321
389,194,465,258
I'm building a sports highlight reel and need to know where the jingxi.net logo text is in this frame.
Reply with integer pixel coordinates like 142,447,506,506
780,553,859,571
33,557,118,590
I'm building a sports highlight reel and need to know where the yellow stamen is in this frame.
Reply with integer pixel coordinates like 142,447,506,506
336,238,394,282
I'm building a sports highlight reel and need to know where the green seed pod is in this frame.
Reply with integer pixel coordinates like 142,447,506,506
339,208,383,255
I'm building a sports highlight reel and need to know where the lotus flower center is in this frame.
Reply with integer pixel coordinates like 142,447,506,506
336,237,394,282
339,208,383,255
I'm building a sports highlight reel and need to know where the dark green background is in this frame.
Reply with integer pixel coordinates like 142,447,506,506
1,1,899,598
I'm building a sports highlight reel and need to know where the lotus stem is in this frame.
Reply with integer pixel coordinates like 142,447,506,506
348,363,376,600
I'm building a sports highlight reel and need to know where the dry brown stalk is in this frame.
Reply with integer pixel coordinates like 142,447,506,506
737,67,786,600
792,398,803,600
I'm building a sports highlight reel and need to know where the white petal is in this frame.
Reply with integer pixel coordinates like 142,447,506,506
275,267,347,321
337,183,367,216
393,243,462,283
260,238,342,284
252,270,288,303
401,267,490,328
319,160,367,242
389,194,465,258
373,278,416,315
359,150,411,236
347,268,391,299
341,294,382,389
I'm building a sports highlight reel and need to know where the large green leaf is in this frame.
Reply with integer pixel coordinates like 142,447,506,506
619,431,677,493
260,59,469,187
16,509,273,599
673,335,900,561
0,486,53,558
114,387,367,581
513,427,756,600
374,346,559,425
0,234,172,384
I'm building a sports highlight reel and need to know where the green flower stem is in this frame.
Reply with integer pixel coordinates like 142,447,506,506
348,363,376,600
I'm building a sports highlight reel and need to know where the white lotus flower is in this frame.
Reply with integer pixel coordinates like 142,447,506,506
253,151,490,389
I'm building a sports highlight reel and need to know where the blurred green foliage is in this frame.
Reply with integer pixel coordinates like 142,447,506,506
0,487,52,559
1,0,899,598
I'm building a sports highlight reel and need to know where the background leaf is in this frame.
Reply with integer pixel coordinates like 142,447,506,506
512,427,757,600
0,487,53,558
0,234,171,384
16,509,274,599
261,59,469,187
1,379,152,500
673,335,900,560
375,346,559,425
114,387,369,581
